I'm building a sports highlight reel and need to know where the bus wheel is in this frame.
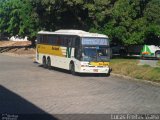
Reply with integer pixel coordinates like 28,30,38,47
42,56,47,68
70,63,76,75
106,68,112,77
155,51,160,58
47,57,51,69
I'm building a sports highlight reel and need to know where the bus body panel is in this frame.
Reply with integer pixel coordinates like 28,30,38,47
36,44,75,70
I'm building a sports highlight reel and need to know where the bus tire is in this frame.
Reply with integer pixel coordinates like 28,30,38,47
42,56,47,68
106,68,112,77
106,73,110,77
47,57,51,69
70,63,76,75
155,51,160,58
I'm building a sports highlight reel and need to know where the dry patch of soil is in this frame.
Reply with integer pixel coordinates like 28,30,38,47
0,41,35,56
0,41,31,47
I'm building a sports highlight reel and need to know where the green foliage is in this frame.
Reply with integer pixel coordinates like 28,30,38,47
101,0,147,45
144,0,160,45
0,0,39,41
145,0,160,24
0,0,159,46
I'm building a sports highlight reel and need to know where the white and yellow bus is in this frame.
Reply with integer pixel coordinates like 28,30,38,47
36,30,111,75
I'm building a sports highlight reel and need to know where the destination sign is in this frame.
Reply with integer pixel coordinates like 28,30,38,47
82,38,108,45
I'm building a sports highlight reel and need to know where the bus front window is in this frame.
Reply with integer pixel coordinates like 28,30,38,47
82,47,110,62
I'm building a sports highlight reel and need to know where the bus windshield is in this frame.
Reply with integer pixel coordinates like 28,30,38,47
81,37,110,62
82,46,110,62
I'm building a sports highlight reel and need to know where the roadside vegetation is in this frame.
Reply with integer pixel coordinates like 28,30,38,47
157,60,160,66
110,58,160,82
0,0,160,46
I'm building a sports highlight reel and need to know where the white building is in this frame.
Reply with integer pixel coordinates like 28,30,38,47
10,35,28,41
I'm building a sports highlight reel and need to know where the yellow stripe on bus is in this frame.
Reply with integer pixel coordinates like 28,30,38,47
89,62,109,66
37,44,66,57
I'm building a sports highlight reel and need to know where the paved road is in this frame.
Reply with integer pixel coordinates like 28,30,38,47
0,54,160,116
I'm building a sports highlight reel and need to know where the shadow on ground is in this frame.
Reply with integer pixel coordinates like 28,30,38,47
38,65,109,77
0,85,111,120
0,85,58,120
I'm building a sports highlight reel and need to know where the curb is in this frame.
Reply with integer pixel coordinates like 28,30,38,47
111,73,160,86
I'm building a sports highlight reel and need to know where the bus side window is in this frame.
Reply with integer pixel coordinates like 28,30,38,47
75,37,80,47
56,36,61,45
37,35,41,44
66,36,75,47
53,36,58,45
48,36,52,44
65,39,69,47
74,37,81,60
60,36,67,46
71,37,76,47
43,35,48,44
39,35,43,43
55,36,58,45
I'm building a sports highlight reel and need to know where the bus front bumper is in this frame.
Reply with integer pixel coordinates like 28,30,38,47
78,67,111,74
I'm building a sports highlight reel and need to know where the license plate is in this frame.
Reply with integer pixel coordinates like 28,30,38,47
93,69,98,72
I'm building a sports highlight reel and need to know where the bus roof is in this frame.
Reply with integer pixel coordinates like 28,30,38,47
38,29,108,38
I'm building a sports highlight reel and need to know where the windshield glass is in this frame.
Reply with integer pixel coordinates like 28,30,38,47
82,46,110,62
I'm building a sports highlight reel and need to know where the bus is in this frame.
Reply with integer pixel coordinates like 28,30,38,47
141,45,160,58
36,30,111,75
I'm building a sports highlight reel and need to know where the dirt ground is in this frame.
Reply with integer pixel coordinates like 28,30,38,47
0,41,31,47
0,41,35,55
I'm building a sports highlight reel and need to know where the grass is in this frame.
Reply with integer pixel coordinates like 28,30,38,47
157,60,160,66
110,58,160,82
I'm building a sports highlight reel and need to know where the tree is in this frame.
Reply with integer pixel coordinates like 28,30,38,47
144,0,160,45
31,0,89,30
0,0,40,46
86,0,117,32
100,0,149,45
0,0,159,47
